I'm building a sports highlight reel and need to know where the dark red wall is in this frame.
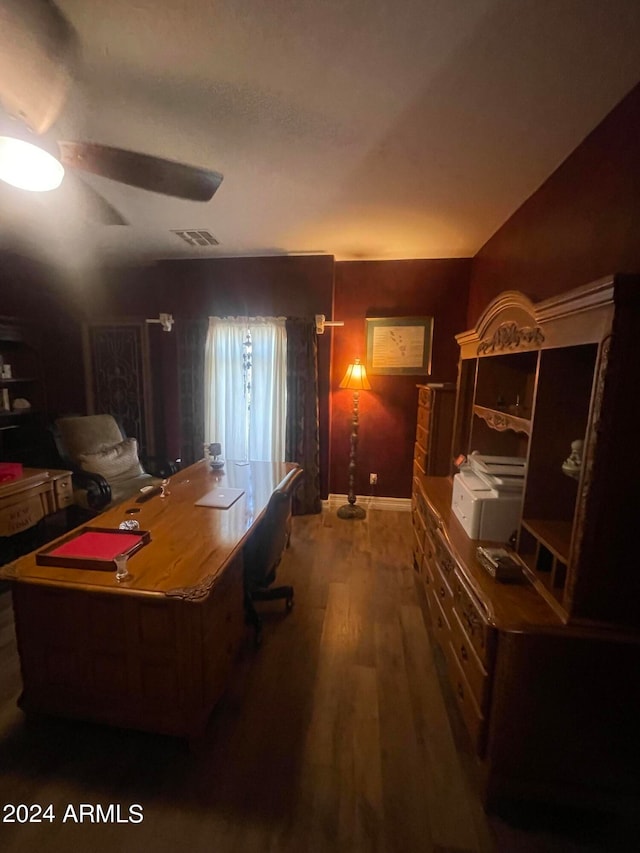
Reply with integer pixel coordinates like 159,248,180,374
468,82,640,325
331,259,471,499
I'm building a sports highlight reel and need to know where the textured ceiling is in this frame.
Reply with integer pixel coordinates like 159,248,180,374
2,0,640,267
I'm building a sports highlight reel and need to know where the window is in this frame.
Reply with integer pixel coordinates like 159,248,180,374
204,317,287,462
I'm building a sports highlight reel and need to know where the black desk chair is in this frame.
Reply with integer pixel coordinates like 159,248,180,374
243,465,304,646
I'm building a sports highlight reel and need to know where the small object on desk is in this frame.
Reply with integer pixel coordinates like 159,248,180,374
160,478,170,497
136,485,162,503
195,487,245,509
114,552,131,583
119,519,140,530
36,527,151,570
476,546,525,583
207,442,225,471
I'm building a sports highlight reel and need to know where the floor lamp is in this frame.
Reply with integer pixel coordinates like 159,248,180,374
337,358,371,520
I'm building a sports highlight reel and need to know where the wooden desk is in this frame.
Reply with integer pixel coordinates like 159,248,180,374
1,460,296,739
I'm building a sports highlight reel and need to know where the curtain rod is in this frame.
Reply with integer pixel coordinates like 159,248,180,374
315,314,345,335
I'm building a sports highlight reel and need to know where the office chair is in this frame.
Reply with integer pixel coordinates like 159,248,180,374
243,465,304,646
52,414,176,512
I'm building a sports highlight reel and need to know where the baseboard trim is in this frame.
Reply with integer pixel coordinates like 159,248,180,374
324,494,412,512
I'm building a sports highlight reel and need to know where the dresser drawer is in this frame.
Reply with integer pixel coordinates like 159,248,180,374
453,575,492,666
413,441,428,475
416,403,429,431
450,607,489,710
432,560,455,622
413,480,430,524
422,500,441,540
422,530,437,587
54,475,74,509
415,423,428,452
434,530,458,586
427,585,451,648
443,639,486,755
418,386,433,409
412,525,424,573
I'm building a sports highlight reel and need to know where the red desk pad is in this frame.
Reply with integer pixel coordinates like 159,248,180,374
36,527,151,571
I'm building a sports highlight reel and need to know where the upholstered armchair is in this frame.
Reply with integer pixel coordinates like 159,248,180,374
52,414,175,512
243,465,304,645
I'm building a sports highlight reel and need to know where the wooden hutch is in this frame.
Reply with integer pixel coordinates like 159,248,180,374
412,275,640,810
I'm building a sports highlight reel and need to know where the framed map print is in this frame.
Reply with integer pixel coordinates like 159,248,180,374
365,316,433,375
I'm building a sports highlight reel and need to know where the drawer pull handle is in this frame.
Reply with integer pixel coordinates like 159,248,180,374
439,586,446,599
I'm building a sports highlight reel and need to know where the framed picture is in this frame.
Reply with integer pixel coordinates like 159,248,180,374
365,316,433,375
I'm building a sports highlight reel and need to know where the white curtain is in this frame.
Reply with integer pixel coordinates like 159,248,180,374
204,316,287,462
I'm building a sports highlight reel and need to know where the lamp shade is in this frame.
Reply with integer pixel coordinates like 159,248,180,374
339,358,371,391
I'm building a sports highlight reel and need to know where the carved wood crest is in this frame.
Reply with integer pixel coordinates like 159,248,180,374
477,322,545,355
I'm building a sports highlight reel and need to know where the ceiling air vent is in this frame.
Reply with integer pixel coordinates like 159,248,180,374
172,229,220,247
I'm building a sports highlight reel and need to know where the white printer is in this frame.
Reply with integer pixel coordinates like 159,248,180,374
451,455,525,541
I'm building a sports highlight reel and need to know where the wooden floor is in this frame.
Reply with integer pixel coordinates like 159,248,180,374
0,510,637,852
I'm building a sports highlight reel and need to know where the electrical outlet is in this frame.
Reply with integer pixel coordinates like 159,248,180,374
369,473,378,485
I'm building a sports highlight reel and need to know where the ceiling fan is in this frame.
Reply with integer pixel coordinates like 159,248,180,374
0,0,223,224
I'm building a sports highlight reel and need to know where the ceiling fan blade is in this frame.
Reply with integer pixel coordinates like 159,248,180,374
58,141,223,202
71,174,129,225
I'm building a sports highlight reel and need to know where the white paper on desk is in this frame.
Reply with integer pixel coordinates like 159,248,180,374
195,487,245,509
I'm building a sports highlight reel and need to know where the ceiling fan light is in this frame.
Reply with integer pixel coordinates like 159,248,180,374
0,136,64,191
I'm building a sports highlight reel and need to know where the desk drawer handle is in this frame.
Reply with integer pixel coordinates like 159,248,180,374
439,586,446,599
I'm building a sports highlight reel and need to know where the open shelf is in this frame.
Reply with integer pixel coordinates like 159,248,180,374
520,518,572,563
517,519,572,616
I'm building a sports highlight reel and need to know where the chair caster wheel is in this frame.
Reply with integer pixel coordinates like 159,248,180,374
286,596,294,612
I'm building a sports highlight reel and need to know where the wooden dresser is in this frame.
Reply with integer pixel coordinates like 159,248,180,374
412,276,640,811
413,383,456,479
0,468,73,538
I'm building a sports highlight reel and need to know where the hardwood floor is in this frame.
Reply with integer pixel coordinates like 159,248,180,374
0,510,637,852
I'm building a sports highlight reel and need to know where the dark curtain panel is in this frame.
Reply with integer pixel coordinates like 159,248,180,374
176,319,207,466
85,323,152,456
285,318,322,515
